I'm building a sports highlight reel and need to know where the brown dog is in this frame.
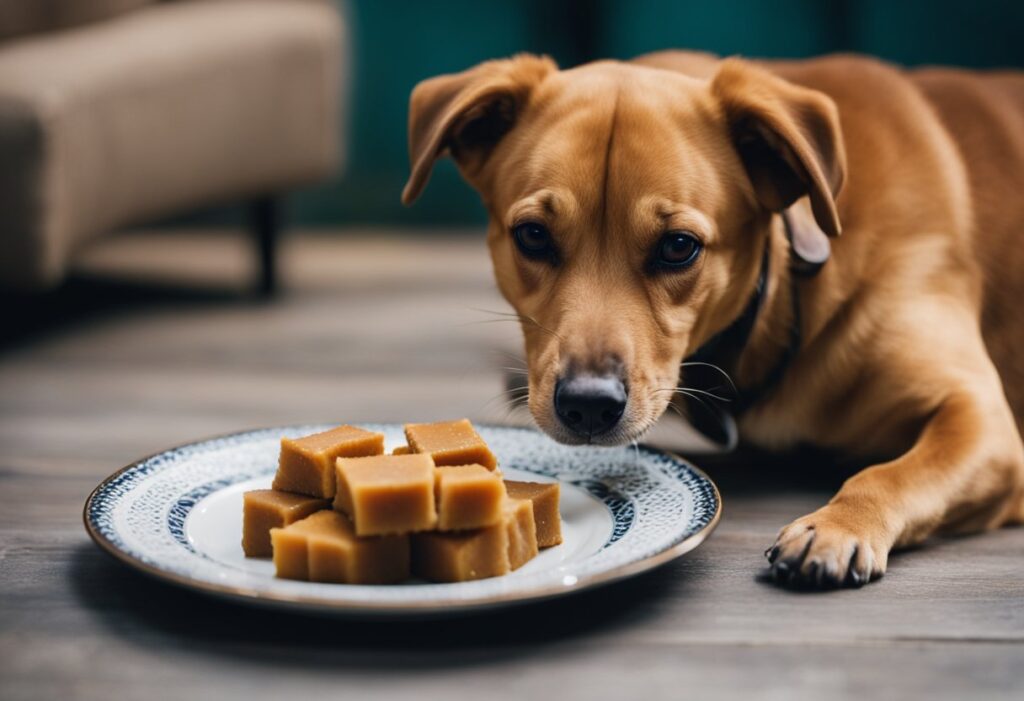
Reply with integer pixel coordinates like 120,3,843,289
402,51,1024,588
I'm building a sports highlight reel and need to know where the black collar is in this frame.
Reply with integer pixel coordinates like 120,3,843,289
687,233,771,373
681,211,808,450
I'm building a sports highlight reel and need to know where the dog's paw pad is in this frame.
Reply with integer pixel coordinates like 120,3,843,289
765,507,888,589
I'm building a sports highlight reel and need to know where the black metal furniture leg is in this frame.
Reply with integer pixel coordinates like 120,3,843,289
249,195,281,297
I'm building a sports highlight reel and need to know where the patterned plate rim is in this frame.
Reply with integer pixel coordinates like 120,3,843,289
83,424,721,615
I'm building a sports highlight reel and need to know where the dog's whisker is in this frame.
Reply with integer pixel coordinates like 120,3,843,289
679,360,738,395
465,316,564,344
469,307,564,344
497,390,530,406
479,309,563,343
487,401,527,425
678,387,732,403
485,387,529,407
468,307,521,318
489,348,528,366
495,394,532,423
651,386,732,403
456,318,529,329
656,387,718,420
480,385,530,414
622,417,657,446
665,402,688,421
499,397,530,414
520,316,563,343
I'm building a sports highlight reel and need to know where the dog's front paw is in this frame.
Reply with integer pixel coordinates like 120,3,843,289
765,504,890,589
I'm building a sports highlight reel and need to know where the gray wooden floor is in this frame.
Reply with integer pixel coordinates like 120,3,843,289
2,230,1021,701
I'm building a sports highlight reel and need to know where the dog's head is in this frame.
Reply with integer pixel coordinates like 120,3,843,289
404,55,845,445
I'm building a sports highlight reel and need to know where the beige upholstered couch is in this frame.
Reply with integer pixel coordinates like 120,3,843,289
0,0,345,291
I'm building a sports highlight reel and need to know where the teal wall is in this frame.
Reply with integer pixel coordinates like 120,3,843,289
275,0,1024,228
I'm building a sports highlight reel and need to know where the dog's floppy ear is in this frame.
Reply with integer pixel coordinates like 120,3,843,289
402,54,557,205
711,58,847,263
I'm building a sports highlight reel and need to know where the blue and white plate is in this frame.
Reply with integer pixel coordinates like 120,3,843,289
84,424,720,615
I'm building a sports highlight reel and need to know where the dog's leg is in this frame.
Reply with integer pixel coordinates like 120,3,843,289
766,380,1024,588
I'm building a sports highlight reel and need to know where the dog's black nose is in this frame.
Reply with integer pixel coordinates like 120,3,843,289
554,374,627,438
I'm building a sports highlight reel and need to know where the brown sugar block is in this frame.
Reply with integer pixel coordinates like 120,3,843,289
404,419,497,470
302,511,410,584
334,453,437,535
411,497,538,582
411,521,510,582
505,498,539,570
504,480,562,547
270,511,334,581
435,465,507,531
242,489,329,557
392,445,411,455
272,425,384,498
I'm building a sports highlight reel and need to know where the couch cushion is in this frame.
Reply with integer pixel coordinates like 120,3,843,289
0,0,345,289
0,0,155,42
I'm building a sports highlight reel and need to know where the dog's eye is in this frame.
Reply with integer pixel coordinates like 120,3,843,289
512,222,556,262
653,232,702,270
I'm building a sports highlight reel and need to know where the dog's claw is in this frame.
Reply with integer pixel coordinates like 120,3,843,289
765,508,889,590
807,561,821,587
820,570,841,589
772,560,790,582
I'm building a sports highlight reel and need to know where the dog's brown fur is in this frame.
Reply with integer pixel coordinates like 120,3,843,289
403,51,1024,587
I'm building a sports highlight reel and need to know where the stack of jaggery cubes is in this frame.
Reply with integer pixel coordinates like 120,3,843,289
241,419,561,584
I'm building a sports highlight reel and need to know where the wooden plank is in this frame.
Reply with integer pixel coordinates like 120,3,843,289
1,231,1022,701
0,533,1021,701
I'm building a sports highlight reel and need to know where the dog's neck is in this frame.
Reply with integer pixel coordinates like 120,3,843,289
733,212,803,399
683,211,805,447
